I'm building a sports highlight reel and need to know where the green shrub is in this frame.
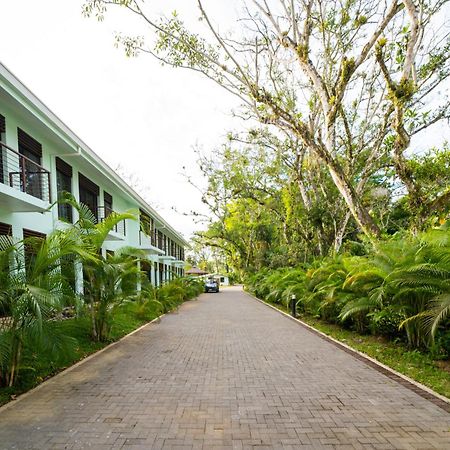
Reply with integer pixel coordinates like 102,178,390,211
369,306,406,338
247,223,450,354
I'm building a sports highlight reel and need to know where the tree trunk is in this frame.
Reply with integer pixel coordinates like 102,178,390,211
294,128,380,241
8,337,21,387
327,162,380,239
296,169,326,255
90,298,98,341
334,211,351,253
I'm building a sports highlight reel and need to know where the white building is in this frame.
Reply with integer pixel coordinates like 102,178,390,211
0,62,187,291
210,274,230,286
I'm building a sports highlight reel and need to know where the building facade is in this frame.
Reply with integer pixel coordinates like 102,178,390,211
0,62,186,291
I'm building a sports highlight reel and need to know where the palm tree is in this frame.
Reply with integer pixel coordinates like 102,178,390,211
61,194,140,341
0,228,88,386
83,248,143,341
393,224,450,348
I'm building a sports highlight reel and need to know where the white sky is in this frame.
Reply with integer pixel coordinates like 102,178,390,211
0,0,242,238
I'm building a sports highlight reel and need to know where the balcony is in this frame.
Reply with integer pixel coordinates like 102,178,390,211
159,252,176,263
139,230,165,255
98,206,126,241
0,141,51,212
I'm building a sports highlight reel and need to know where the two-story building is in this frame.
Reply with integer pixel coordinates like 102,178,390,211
0,62,187,293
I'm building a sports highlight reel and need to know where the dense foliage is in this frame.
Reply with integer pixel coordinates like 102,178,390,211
247,223,450,356
0,201,199,388
191,141,450,277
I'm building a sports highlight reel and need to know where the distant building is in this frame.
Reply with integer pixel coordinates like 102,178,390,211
0,62,187,291
185,267,208,276
210,274,230,286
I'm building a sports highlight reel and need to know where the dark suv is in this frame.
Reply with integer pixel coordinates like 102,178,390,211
204,279,219,293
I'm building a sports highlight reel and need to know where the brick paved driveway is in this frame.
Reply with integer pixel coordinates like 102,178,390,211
0,287,449,449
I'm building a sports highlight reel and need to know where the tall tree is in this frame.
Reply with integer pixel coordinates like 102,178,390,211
83,0,450,239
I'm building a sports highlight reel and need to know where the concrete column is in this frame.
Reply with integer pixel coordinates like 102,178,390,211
49,155,58,222
74,260,84,296
72,170,80,223
136,260,141,292
156,263,160,287
150,261,155,286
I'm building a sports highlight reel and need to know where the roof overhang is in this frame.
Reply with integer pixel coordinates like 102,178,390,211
0,62,189,247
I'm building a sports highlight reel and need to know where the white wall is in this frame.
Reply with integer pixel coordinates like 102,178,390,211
0,87,185,287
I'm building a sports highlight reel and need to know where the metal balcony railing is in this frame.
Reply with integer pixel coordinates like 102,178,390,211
97,206,126,236
0,141,51,202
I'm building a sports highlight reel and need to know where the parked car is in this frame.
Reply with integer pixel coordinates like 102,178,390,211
204,279,219,293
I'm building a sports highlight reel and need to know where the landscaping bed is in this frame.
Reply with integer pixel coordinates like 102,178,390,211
0,298,192,407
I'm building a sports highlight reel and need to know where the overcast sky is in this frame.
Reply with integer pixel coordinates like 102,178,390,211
0,0,242,238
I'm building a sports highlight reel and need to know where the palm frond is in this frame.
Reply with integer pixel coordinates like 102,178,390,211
338,297,375,322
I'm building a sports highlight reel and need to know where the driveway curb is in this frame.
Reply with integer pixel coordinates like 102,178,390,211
246,291,450,413
0,312,168,414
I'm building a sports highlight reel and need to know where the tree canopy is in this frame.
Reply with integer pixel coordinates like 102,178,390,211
83,0,450,273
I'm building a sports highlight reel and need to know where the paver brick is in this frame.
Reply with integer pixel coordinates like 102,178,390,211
0,287,449,449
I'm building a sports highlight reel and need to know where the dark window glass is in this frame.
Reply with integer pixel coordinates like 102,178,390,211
23,229,46,273
79,188,98,221
18,130,43,199
57,170,73,222
104,191,113,217
79,173,99,221
0,222,12,236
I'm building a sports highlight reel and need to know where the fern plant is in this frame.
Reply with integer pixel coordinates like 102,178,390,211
391,224,450,348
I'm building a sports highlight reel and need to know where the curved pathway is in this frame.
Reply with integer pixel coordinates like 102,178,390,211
0,287,449,449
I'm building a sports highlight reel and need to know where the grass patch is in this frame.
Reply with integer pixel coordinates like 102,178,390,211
262,299,450,399
0,302,163,407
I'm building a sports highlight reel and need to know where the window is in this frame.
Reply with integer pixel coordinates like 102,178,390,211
23,229,46,272
0,222,12,237
104,191,113,217
17,128,43,198
141,260,152,282
56,157,73,223
79,173,99,221
139,210,153,237
159,262,164,284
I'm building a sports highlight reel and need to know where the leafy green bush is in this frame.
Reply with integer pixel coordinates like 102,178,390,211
369,306,406,338
138,277,203,315
247,223,450,355
437,329,450,358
